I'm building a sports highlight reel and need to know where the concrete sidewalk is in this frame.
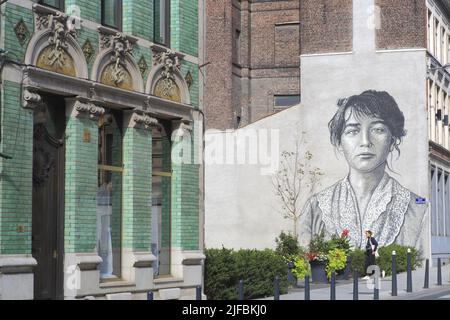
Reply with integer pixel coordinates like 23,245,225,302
259,263,450,300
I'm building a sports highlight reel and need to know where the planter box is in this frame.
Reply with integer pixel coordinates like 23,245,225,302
336,256,352,281
309,260,328,283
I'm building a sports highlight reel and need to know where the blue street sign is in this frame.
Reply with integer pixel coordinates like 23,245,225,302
415,197,427,204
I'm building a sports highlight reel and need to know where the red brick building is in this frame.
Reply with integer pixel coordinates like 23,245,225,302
204,0,300,129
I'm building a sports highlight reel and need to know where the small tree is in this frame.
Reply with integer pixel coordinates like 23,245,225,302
272,135,323,239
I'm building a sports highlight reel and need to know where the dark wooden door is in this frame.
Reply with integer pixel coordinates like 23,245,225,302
32,121,65,300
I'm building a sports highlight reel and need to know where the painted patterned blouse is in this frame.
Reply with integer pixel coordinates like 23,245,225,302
299,173,428,251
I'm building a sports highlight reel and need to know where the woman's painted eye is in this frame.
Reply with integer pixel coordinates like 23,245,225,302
345,129,359,135
372,127,386,134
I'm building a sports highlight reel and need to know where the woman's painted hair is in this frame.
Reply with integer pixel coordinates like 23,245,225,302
328,90,407,157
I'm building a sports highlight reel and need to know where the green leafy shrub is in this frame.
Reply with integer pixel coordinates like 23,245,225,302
377,244,422,276
349,245,423,277
204,247,288,300
275,231,305,263
292,256,310,280
326,248,347,278
349,249,366,277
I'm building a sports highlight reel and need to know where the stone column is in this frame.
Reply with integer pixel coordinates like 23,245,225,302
63,97,104,299
0,85,38,300
170,120,204,285
121,111,157,289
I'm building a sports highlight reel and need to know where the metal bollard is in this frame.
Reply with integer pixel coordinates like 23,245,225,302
437,257,442,286
305,275,310,301
353,269,359,300
274,276,280,300
196,285,202,300
374,271,379,300
392,251,397,296
406,248,412,293
238,280,244,300
423,259,429,289
330,271,336,300
147,291,153,300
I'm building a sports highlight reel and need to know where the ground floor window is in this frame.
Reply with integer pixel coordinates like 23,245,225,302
97,110,123,280
431,164,450,237
151,122,172,277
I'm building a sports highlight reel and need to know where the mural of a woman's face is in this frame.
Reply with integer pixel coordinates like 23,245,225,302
338,108,393,173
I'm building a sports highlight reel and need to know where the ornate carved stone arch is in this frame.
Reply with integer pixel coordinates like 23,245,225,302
146,48,190,104
25,5,88,78
92,29,144,92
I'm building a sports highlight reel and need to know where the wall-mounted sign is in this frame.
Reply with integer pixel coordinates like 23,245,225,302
415,197,427,204
83,129,91,143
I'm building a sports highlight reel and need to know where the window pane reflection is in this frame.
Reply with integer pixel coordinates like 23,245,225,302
151,125,171,276
97,111,122,280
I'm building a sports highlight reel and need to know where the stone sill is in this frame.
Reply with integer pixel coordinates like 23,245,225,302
153,276,185,290
99,280,135,289
153,276,184,285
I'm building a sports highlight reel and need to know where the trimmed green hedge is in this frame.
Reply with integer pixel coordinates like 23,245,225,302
204,248,288,300
350,244,423,277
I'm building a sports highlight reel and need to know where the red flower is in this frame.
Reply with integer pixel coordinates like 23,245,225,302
341,229,349,238
305,252,318,261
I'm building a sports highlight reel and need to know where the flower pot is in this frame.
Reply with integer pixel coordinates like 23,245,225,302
309,260,328,283
287,261,297,286
336,256,352,281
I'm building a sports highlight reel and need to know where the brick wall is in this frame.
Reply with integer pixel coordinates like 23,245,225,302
171,125,200,250
64,114,98,253
133,44,153,85
0,81,34,254
0,0,201,258
181,61,199,108
205,0,234,130
76,27,99,75
122,126,152,251
205,0,300,129
300,0,353,54
171,0,199,57
3,3,34,62
376,0,427,50
123,0,153,41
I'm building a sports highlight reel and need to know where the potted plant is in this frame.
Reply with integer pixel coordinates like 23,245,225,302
326,248,347,280
306,231,329,283
328,229,352,280
275,231,305,286
306,252,328,283
292,256,311,286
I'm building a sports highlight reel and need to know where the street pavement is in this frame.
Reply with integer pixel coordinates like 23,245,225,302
259,262,450,300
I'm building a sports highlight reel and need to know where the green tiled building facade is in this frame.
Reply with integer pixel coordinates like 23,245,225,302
0,0,204,300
